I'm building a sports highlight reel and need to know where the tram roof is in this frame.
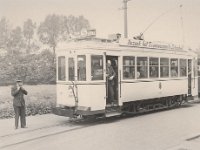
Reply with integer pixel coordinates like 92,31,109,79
56,37,195,55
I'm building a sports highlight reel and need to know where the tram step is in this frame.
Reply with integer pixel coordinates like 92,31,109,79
105,111,122,117
106,106,121,112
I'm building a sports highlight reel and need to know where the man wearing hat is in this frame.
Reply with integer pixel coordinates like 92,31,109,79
11,79,28,129
106,60,116,105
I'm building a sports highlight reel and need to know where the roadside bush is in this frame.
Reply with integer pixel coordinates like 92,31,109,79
26,100,55,116
0,107,14,119
0,103,55,119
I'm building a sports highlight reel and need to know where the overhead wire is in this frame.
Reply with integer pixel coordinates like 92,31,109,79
142,6,179,35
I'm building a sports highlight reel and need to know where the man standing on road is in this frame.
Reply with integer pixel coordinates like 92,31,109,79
11,79,28,129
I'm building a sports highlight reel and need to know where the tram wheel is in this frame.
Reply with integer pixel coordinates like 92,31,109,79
168,97,176,107
176,96,183,107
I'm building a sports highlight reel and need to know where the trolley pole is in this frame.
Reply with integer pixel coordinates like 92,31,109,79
123,0,130,38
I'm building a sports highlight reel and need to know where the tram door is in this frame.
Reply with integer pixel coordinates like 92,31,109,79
188,59,192,95
106,56,119,105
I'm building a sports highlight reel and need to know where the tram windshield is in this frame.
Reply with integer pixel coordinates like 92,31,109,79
58,56,66,81
68,58,75,81
77,55,86,81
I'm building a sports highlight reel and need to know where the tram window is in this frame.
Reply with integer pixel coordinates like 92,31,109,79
58,56,66,81
180,59,187,77
123,56,135,79
198,59,200,76
91,55,103,80
68,58,75,81
149,57,158,78
77,55,86,81
137,57,148,79
170,59,178,77
160,58,169,78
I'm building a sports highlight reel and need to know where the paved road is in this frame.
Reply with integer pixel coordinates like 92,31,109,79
1,102,200,150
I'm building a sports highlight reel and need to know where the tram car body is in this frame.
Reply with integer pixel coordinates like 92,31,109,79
53,37,198,118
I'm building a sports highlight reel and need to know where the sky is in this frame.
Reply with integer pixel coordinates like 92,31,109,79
0,0,200,49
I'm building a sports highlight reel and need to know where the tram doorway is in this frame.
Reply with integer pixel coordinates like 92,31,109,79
106,56,119,106
188,59,192,95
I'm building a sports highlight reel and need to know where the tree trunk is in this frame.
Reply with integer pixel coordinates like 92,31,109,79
53,46,56,55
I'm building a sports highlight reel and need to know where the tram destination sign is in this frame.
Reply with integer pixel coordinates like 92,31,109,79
119,39,183,51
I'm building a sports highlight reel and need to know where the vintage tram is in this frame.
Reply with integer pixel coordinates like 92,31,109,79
53,36,198,118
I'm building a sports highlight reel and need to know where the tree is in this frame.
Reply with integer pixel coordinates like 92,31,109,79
37,14,61,55
0,17,10,49
7,26,25,55
23,19,36,54
69,15,90,34
38,14,90,55
61,15,90,39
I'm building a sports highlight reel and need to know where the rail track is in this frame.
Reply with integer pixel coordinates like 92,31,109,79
0,115,122,149
0,125,88,149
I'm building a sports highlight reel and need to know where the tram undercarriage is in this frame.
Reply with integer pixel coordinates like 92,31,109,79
53,94,190,119
121,94,187,114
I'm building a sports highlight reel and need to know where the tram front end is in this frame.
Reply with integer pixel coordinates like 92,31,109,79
53,50,107,119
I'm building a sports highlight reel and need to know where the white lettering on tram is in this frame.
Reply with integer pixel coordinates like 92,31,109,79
120,39,182,51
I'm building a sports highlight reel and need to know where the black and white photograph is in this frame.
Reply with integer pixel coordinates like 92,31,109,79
1,0,200,149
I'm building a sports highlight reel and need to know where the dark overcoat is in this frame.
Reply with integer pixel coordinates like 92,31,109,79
11,85,28,106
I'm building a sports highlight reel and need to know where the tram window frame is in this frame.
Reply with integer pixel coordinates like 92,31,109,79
77,55,86,81
180,59,187,77
91,55,104,81
58,56,66,81
149,57,159,78
137,57,148,79
160,58,169,78
170,58,178,77
123,56,135,79
194,59,198,77
68,57,75,81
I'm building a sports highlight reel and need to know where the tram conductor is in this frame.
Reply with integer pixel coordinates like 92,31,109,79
106,60,116,105
11,79,28,129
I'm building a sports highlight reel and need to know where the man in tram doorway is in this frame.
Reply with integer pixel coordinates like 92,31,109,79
106,60,116,106
11,79,28,129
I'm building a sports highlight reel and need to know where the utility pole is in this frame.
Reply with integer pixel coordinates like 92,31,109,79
179,4,185,48
123,0,131,38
